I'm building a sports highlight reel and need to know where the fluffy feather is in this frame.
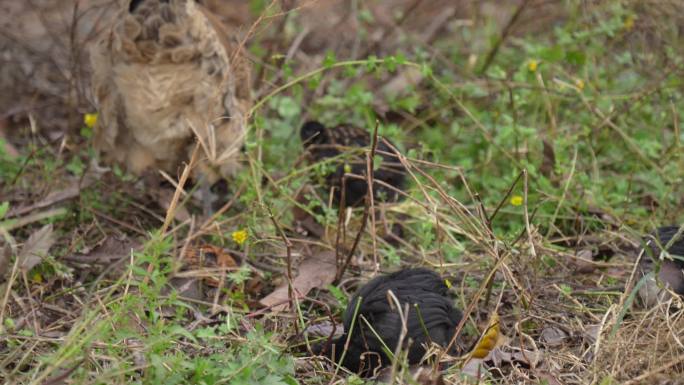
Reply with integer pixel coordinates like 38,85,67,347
638,226,684,306
324,268,462,377
90,0,251,181
300,121,406,207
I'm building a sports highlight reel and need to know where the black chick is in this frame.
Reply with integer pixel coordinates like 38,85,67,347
323,268,462,377
638,226,684,306
300,121,406,207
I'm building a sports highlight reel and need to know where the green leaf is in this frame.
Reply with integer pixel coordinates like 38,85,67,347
559,284,572,295
276,97,300,119
540,45,564,62
327,284,347,309
366,55,379,72
195,327,217,340
420,63,433,77
565,50,587,66
0,201,9,219
394,51,407,65
323,51,337,69
384,56,398,72
373,155,384,171
169,325,198,344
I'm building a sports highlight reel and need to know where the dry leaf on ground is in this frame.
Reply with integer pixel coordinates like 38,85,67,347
259,251,336,312
7,177,95,218
179,244,241,287
18,224,54,272
540,326,568,347
62,236,139,265
462,346,542,378
303,320,342,340
0,241,11,279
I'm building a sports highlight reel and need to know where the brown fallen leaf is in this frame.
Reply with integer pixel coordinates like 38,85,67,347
571,249,596,274
539,139,556,181
534,371,564,385
0,118,19,158
18,224,54,272
304,320,342,341
462,346,541,378
376,366,445,385
540,326,568,347
0,241,11,280
461,358,486,379
583,324,601,344
156,187,191,223
7,176,95,218
180,244,242,287
259,251,336,312
486,347,541,369
163,277,205,306
62,236,139,265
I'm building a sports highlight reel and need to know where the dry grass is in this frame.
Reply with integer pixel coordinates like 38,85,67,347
1,0,684,384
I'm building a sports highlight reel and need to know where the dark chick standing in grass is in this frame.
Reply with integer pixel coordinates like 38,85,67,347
300,121,406,207
638,226,684,306
318,268,463,377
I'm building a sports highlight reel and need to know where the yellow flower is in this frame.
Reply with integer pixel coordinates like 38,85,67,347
231,229,248,246
510,195,523,206
31,272,43,283
343,163,352,174
444,279,452,289
527,59,538,73
83,113,98,128
575,78,585,91
623,15,635,31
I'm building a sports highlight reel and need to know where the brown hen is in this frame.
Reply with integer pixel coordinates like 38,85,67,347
89,0,251,182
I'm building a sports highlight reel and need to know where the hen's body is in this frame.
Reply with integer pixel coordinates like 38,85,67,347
90,0,250,181
328,268,462,377
300,121,405,207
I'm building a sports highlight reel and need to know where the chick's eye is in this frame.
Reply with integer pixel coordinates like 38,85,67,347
204,251,217,263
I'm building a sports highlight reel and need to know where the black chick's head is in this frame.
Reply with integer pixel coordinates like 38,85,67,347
300,121,406,207
300,120,327,147
323,268,462,377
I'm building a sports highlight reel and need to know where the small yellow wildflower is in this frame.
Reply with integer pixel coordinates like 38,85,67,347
510,195,523,206
623,15,635,31
575,78,585,91
444,279,452,289
83,113,98,128
31,272,43,283
527,59,539,73
343,163,352,174
231,229,248,246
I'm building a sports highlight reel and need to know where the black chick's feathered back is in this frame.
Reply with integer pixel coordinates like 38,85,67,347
327,268,462,377
300,121,406,207
647,226,684,263
641,226,684,297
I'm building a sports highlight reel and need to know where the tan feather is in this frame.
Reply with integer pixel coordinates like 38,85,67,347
90,0,251,181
